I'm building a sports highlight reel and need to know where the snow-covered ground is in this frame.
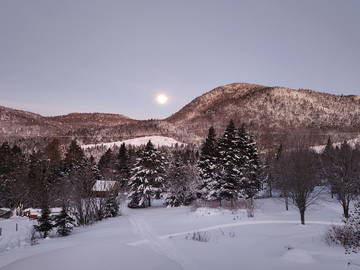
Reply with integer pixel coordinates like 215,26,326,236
1,195,359,270
0,217,36,253
82,136,184,150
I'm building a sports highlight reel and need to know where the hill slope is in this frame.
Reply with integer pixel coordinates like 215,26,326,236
167,83,360,144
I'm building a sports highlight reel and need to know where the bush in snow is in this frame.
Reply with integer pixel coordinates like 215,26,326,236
326,201,360,254
185,231,210,242
29,226,39,246
324,225,353,248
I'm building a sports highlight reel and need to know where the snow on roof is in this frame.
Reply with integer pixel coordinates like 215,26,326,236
82,136,184,150
92,180,117,192
23,208,62,215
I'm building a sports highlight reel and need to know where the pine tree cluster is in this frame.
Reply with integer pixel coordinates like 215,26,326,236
199,121,263,204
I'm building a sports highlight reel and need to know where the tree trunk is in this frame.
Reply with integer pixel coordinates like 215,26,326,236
343,203,349,219
269,183,273,198
148,197,151,207
300,209,305,225
285,196,289,211
248,197,255,218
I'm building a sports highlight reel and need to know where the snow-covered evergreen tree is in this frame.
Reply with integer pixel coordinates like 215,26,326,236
64,140,85,171
239,128,262,200
98,148,114,172
104,192,119,217
53,205,75,236
117,143,130,189
128,141,167,208
198,127,221,201
218,120,242,203
165,151,198,207
36,204,53,238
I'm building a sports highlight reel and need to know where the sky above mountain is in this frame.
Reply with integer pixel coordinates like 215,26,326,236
0,0,359,119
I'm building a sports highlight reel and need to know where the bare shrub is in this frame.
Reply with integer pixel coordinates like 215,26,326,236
324,225,353,248
28,225,39,246
185,231,210,242
190,198,250,211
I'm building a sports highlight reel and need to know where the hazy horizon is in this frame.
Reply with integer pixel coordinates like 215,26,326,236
1,0,359,119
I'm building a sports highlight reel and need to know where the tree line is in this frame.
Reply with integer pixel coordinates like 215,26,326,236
1,120,360,236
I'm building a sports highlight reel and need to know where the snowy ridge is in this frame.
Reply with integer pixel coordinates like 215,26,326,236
82,136,185,150
312,136,360,153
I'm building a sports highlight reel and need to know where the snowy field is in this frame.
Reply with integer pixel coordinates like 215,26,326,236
1,196,359,270
82,136,184,150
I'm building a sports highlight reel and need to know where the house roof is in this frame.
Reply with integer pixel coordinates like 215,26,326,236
92,180,117,192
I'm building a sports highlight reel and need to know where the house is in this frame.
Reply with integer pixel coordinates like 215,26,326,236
91,180,119,198
23,208,62,220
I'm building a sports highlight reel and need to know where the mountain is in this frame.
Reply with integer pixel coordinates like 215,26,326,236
167,83,360,147
1,83,360,150
48,113,135,129
0,107,137,138
0,106,61,138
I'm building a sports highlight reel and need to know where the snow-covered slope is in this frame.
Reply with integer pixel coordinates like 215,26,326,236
82,136,185,150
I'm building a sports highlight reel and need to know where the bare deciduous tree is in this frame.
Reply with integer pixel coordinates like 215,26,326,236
321,141,360,218
273,146,321,224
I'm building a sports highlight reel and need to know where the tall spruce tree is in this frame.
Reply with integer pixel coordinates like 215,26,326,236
36,203,53,238
198,127,221,201
128,141,167,208
117,143,130,188
64,140,85,170
53,205,75,236
239,128,262,200
165,151,197,207
218,120,242,204
98,148,114,172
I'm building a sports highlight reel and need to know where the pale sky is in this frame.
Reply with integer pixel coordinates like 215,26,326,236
0,0,359,119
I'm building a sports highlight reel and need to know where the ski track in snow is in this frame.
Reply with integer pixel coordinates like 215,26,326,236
127,220,342,247
127,215,198,270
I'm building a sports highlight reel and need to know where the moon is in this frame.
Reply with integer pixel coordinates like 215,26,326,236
156,94,169,104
